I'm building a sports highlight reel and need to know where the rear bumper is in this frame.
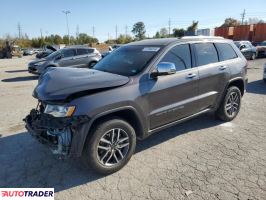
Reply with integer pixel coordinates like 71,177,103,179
24,109,90,157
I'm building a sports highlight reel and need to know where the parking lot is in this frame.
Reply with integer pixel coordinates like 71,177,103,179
0,56,266,200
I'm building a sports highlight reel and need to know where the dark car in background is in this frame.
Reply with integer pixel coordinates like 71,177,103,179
25,37,248,174
36,45,58,59
28,46,101,75
256,41,266,57
234,41,257,60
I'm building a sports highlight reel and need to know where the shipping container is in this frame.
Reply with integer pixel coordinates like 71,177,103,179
253,23,266,42
214,27,234,39
233,25,251,41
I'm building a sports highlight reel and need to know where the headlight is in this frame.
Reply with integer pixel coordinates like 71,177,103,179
34,61,45,66
44,105,75,117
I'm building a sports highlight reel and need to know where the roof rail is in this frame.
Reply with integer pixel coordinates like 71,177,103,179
181,36,224,39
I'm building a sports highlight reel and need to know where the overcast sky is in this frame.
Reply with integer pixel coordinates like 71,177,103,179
0,0,266,42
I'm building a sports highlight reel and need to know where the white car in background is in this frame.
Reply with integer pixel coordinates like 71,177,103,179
263,63,266,83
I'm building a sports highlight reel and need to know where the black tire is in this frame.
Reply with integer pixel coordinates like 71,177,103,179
83,118,136,174
88,61,97,68
251,53,256,60
263,79,266,83
215,86,242,122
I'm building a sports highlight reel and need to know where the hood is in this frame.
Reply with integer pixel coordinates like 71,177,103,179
34,67,130,101
30,58,47,65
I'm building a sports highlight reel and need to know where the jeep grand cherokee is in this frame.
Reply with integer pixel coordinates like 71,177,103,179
24,37,248,174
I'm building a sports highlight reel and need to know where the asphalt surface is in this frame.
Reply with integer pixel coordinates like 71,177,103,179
0,56,266,200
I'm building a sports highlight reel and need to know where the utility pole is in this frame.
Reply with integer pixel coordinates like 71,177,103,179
241,9,246,25
168,18,171,37
115,25,118,41
76,25,79,39
17,23,22,39
40,28,43,38
125,25,128,36
62,10,71,45
92,26,95,37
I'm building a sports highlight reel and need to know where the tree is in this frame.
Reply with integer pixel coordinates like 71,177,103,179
173,28,185,37
116,34,133,44
247,17,264,24
220,18,240,27
159,28,168,38
132,22,146,40
154,31,161,38
54,34,62,45
187,21,199,32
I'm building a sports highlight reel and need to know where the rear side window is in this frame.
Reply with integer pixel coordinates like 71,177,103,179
161,44,191,71
215,43,238,61
77,48,94,55
194,43,218,66
61,49,76,57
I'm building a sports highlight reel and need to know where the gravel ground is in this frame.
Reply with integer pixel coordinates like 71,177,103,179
0,56,266,200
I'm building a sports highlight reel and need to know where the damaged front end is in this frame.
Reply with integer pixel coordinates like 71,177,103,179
24,103,89,157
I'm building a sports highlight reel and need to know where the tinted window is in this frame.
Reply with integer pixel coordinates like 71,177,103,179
61,49,75,57
77,48,88,55
161,44,191,71
93,45,161,76
216,43,238,61
194,43,218,66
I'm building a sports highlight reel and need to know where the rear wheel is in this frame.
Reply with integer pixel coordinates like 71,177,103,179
251,53,256,60
88,61,97,68
83,118,136,174
215,86,242,121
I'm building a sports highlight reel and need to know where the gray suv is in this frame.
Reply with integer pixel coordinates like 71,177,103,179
24,37,248,174
28,46,101,75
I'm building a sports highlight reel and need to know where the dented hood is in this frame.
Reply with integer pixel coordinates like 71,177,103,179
34,67,129,101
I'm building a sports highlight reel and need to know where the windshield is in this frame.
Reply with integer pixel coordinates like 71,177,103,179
46,50,61,59
234,42,240,48
258,41,266,46
93,45,162,76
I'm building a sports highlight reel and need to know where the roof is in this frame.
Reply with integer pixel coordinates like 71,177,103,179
128,36,227,46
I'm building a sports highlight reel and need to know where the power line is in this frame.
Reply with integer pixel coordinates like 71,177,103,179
125,25,128,36
76,25,79,38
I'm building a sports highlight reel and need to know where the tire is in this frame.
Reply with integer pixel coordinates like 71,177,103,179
263,79,266,83
215,86,242,122
251,53,256,60
88,61,97,68
83,118,136,174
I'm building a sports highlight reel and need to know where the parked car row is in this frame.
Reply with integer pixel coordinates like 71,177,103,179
234,40,266,60
24,36,249,174
28,46,101,74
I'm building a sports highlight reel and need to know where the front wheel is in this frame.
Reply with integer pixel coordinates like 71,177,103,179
251,53,256,60
83,118,136,174
215,86,242,121
88,61,97,68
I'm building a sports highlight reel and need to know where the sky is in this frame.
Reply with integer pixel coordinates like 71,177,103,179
0,0,266,42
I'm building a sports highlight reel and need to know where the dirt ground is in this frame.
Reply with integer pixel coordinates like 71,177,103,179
0,56,266,200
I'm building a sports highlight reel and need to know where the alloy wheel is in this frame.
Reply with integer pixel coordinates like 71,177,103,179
97,128,130,166
225,92,240,117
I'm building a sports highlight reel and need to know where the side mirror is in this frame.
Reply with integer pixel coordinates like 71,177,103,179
151,62,176,78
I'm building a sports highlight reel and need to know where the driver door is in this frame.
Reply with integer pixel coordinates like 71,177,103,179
57,48,77,67
147,44,199,129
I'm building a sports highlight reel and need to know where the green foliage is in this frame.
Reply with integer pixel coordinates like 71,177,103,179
220,18,240,27
172,28,185,37
132,22,146,40
116,34,133,44
187,21,199,32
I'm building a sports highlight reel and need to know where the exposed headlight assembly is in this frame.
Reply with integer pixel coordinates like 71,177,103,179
44,105,75,117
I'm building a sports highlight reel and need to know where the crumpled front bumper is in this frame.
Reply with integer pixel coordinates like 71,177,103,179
24,109,90,157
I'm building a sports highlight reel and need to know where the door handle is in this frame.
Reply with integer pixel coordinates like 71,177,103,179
219,66,227,70
186,73,197,78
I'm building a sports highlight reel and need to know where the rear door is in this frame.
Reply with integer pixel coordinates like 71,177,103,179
192,42,231,111
57,48,77,67
75,48,91,68
147,44,200,129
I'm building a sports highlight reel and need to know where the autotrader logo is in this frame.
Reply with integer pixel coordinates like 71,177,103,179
0,188,54,200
